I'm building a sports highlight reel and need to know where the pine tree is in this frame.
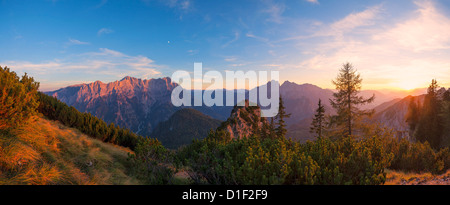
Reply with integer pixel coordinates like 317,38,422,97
310,99,326,138
415,79,443,149
329,62,375,137
405,97,420,138
440,101,450,147
275,96,291,138
443,90,450,102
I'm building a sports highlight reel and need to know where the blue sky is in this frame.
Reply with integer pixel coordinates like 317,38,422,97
2,0,450,91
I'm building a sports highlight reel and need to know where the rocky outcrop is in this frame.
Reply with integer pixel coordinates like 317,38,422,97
218,100,270,139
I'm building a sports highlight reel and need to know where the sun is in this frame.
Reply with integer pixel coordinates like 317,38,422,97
396,80,422,91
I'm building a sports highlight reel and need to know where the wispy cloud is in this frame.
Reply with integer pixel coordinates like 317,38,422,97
246,32,274,47
179,0,190,10
373,0,450,52
67,38,90,46
1,48,163,91
142,0,192,11
289,0,450,89
187,49,198,55
305,4,383,40
222,31,240,48
92,0,108,9
263,2,286,24
97,28,114,36
224,57,237,62
305,0,319,4
246,33,269,42
278,4,382,42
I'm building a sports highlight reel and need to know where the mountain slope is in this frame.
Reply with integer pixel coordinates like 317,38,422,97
46,76,179,136
374,98,403,113
0,116,142,185
151,108,222,149
373,95,425,139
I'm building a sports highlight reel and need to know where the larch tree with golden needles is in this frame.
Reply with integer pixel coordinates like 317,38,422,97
0,66,40,130
329,63,374,137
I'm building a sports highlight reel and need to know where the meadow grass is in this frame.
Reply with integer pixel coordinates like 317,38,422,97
0,116,143,185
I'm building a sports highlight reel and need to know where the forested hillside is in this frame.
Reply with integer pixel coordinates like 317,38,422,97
151,108,222,149
37,92,141,149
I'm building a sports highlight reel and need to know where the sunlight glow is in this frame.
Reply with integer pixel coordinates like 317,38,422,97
395,80,426,91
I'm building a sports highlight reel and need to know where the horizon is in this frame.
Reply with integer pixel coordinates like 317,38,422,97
2,0,450,92
42,74,430,98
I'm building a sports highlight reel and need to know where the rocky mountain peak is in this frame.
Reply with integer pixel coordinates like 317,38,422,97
218,100,270,139
45,76,180,136
120,76,135,82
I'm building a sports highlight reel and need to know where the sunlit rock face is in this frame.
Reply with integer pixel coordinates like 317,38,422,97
47,76,179,136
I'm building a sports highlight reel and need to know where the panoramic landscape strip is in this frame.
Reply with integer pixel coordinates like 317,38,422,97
2,0,450,201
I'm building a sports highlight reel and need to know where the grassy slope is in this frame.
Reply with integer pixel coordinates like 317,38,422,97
0,115,143,185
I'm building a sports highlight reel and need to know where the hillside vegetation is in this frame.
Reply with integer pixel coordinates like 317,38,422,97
0,66,145,185
0,116,142,185
151,108,222,149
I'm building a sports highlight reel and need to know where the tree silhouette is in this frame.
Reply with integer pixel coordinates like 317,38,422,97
329,62,375,137
275,96,291,138
310,99,326,138
414,79,443,149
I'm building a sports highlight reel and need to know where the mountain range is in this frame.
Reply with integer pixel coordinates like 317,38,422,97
46,76,428,144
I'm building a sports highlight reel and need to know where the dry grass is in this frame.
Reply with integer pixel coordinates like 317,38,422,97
0,116,143,185
385,169,450,185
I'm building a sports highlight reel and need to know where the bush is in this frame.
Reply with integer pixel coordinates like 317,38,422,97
127,138,174,184
0,66,39,130
386,137,449,174
177,131,392,185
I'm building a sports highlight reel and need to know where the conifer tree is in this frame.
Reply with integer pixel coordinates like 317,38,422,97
443,90,450,102
329,62,375,137
310,99,326,138
440,100,450,147
405,97,420,138
275,96,291,138
415,79,442,149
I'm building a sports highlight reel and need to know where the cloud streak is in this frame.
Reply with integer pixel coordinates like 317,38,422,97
67,38,90,46
305,0,319,5
97,28,114,36
263,2,286,24
1,48,162,91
